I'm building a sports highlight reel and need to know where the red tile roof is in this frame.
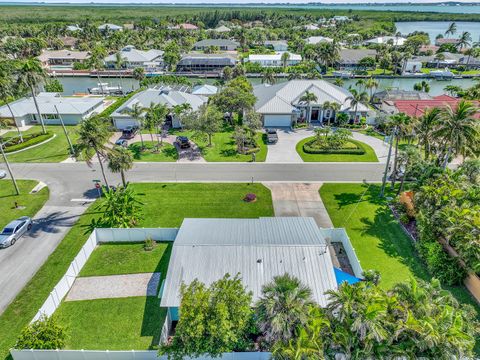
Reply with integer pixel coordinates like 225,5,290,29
394,95,480,118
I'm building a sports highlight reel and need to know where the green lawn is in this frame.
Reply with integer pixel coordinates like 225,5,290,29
79,242,172,277
55,297,164,350
0,180,49,229
129,141,178,162
358,129,385,141
296,137,379,162
2,125,79,163
0,182,273,359
171,130,268,162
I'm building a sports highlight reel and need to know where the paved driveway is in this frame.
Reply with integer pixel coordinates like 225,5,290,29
266,128,313,163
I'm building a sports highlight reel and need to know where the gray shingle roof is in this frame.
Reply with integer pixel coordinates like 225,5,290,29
193,39,239,48
160,217,337,308
104,46,163,63
338,49,377,65
178,53,237,66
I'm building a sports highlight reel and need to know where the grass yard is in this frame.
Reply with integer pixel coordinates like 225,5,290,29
296,137,379,162
129,141,178,162
171,129,268,162
55,297,164,350
79,242,172,277
0,180,49,229
0,182,273,359
2,125,79,163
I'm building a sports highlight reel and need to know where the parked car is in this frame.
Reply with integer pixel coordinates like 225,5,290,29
0,170,6,179
266,128,278,144
122,126,138,139
0,216,32,248
176,136,190,149
115,139,128,147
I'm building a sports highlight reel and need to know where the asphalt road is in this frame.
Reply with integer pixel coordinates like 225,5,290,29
0,161,385,314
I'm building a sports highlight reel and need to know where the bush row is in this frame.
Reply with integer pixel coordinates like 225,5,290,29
4,132,54,153
303,139,366,155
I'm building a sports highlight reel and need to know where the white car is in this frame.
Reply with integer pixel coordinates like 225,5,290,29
0,170,6,179
0,216,33,248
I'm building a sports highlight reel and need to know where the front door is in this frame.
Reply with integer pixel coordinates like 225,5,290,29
310,109,319,121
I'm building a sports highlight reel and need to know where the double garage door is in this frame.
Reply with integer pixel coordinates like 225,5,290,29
263,114,292,128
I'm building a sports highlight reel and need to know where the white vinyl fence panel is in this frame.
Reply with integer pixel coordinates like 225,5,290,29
95,228,178,243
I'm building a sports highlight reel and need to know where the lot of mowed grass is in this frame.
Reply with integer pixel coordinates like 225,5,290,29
0,182,273,359
2,125,79,163
0,180,49,229
296,137,378,162
55,297,164,350
129,141,178,162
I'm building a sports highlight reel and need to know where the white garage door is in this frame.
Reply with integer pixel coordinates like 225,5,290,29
264,114,292,128
114,118,138,130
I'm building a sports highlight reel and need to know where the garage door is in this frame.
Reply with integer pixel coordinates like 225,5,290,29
264,115,292,128
114,118,138,130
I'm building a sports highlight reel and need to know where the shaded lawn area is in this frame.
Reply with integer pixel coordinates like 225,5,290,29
171,129,267,162
2,125,79,163
296,137,378,162
0,182,273,359
79,242,172,277
55,297,164,350
0,180,49,229
129,141,178,162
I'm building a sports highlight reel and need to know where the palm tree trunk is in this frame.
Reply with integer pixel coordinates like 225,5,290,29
208,133,212,147
391,136,399,189
139,128,145,149
120,169,126,187
6,102,23,142
96,150,110,188
442,146,452,170
30,85,46,134
397,173,406,195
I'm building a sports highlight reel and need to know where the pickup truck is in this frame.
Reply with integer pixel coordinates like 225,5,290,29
266,128,278,144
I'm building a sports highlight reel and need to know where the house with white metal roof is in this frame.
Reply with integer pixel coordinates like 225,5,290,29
98,23,123,32
246,53,302,68
365,36,406,47
0,93,106,127
264,40,289,52
212,25,231,33
37,50,90,69
253,80,373,127
306,36,334,45
191,84,218,96
104,45,164,71
66,25,82,32
111,87,207,129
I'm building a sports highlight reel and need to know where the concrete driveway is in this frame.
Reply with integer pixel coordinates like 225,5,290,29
266,128,313,163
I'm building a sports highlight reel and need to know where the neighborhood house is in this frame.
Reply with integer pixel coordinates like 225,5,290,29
104,45,164,71
37,50,90,69
192,39,239,51
246,53,302,67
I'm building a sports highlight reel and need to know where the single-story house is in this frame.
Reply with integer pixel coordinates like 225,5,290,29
411,52,480,69
160,217,363,339
333,16,351,22
58,36,78,49
37,50,90,69
365,36,406,46
403,59,423,73
104,45,164,71
66,25,82,32
304,24,320,31
372,89,433,104
176,53,237,72
213,25,231,33
0,93,105,127
337,49,377,69
253,80,374,127
98,23,123,32
264,40,289,52
192,39,239,52
191,84,218,96
246,53,302,67
172,23,199,30
435,38,460,46
111,87,207,129
306,36,333,45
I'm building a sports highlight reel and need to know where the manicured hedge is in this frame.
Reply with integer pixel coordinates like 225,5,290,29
303,139,366,155
4,132,54,153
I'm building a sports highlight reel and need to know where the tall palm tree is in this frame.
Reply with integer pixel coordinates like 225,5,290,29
388,112,413,188
445,22,457,38
456,31,472,51
280,51,290,69
434,52,446,68
434,100,479,169
262,67,276,85
299,91,318,123
0,72,23,142
322,101,340,125
365,77,379,101
123,103,145,149
255,274,313,345
416,107,441,160
347,88,369,123
17,59,47,134
114,52,126,92
107,146,133,187
74,116,112,187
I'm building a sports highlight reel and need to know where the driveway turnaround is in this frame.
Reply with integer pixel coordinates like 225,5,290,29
266,128,311,163
66,273,161,301
351,132,389,163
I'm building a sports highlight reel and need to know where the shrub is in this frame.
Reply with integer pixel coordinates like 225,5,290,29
303,139,366,155
144,236,155,251
244,193,257,202
398,191,415,219
15,315,66,350
4,132,54,153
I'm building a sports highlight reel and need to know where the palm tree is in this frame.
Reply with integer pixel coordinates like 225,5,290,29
322,101,340,125
416,107,441,160
17,59,47,134
262,67,276,85
74,116,112,187
445,22,457,38
347,88,369,123
434,52,446,68
107,146,133,187
434,100,479,169
255,274,313,345
114,52,126,92
280,51,290,69
413,80,430,93
0,72,23,142
456,31,472,51
388,112,413,188
365,77,379,101
299,91,318,123
123,103,145,149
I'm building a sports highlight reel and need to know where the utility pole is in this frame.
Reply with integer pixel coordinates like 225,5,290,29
0,139,19,195
380,126,396,198
54,105,74,157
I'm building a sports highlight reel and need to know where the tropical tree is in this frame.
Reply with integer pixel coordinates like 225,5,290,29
388,112,413,188
416,107,441,159
262,67,276,85
322,101,340,125
123,103,145,149
0,70,23,141
145,102,169,147
445,22,457,38
107,146,133,187
365,77,379,101
73,115,112,187
133,67,145,82
256,274,313,345
182,103,223,146
456,31,472,51
17,59,47,134
434,52,446,68
413,80,430,93
211,76,256,121
347,88,369,123
299,91,318,123
114,51,126,91
281,51,290,69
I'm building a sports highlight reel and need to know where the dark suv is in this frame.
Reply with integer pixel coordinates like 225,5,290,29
266,128,278,144
122,126,139,139
176,136,190,149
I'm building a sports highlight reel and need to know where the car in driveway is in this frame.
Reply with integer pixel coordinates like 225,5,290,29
0,216,32,248
175,136,191,149
266,128,278,144
122,126,138,139
115,139,128,147
0,170,6,179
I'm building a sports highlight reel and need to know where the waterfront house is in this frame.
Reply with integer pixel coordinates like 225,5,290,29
253,80,373,127
336,49,377,70
104,45,164,71
176,53,237,72
191,84,218,96
412,52,480,69
37,50,90,69
0,93,105,127
246,53,302,68
192,39,239,52
365,36,406,46
264,40,289,52
306,36,333,45
98,23,123,32
435,38,461,47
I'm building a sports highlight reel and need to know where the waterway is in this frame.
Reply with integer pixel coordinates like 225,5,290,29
395,21,480,43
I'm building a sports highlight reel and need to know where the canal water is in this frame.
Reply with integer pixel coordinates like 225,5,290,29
58,76,476,97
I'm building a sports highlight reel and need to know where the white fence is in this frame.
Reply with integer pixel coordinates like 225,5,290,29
32,228,179,322
10,350,271,360
320,228,364,278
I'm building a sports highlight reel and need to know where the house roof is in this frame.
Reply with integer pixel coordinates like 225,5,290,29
0,93,104,118
248,53,302,62
253,80,370,114
174,23,198,30
38,50,90,62
98,23,122,31
365,36,406,46
191,84,218,96
178,53,237,66
306,36,333,45
338,49,377,65
193,39,239,48
213,25,231,32
66,25,82,32
436,38,460,45
104,46,163,63
160,217,337,307
264,40,288,46
393,95,480,118
111,88,206,118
